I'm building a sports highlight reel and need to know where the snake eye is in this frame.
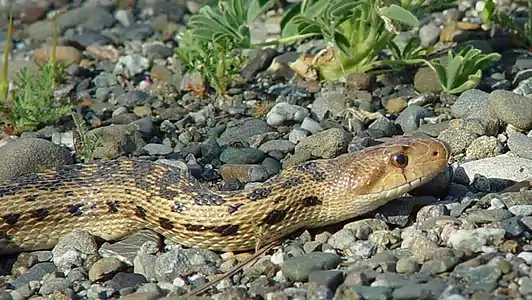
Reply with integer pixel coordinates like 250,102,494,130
391,152,408,168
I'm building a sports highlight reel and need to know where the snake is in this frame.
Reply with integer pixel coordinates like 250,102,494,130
0,137,450,254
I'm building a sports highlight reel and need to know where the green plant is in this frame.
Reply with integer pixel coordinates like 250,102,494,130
0,10,13,103
71,112,102,163
287,0,421,80
482,0,532,50
0,15,72,133
388,36,432,62
187,0,276,48
422,45,501,94
176,29,247,97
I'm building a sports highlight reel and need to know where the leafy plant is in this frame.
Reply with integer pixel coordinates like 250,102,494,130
187,0,274,48
0,14,72,133
71,112,102,163
388,36,433,62
287,0,421,80
422,45,501,94
482,0,532,50
176,29,247,97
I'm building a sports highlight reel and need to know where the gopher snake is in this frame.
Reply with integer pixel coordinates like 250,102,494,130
0,137,450,254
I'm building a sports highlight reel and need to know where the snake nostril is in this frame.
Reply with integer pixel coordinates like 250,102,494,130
432,151,439,156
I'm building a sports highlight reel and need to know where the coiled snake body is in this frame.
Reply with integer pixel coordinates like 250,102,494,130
0,137,450,254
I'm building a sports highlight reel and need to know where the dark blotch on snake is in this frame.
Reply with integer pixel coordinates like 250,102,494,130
273,196,286,203
171,202,185,213
67,204,84,216
94,160,122,179
263,209,287,225
280,177,303,189
296,161,326,181
185,224,209,231
42,180,63,192
64,190,75,197
296,161,318,173
159,217,174,230
135,206,147,219
3,213,21,225
0,185,20,197
107,201,119,213
212,224,239,236
249,187,272,201
124,188,133,194
302,196,323,206
31,208,49,221
193,193,226,206
24,194,39,202
311,171,327,182
156,170,182,200
227,203,243,214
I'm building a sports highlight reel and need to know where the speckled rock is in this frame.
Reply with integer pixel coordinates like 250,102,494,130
489,89,532,130
0,137,72,181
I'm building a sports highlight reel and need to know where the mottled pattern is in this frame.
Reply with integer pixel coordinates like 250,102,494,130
0,138,451,254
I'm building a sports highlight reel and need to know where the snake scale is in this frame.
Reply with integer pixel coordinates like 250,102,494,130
0,137,450,254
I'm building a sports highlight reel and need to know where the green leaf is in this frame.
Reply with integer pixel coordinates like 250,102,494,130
247,0,276,23
446,55,464,90
481,0,495,25
379,4,419,27
447,70,482,94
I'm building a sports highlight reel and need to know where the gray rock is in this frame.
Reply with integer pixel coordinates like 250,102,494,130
452,264,502,292
282,252,342,282
220,147,266,164
518,277,532,295
334,284,392,300
395,105,435,134
346,241,377,260
258,140,295,154
465,136,500,159
114,54,150,79
9,263,57,289
508,205,532,216
419,23,441,46
88,257,123,282
452,153,532,184
0,137,72,181
516,251,532,264
87,124,146,159
311,91,349,122
142,143,173,156
507,132,532,160
300,117,322,134
266,102,309,126
451,89,491,119
308,270,344,292
39,278,71,296
51,229,99,273
154,248,221,282
448,228,506,252
293,128,352,159
489,89,532,130
437,128,478,155
218,118,274,146
327,229,357,250
465,209,513,224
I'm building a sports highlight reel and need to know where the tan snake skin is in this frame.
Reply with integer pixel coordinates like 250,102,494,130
0,137,450,254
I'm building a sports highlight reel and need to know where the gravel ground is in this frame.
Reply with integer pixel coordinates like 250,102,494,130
2,0,532,299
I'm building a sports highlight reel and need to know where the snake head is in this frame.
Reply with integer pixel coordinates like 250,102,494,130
335,137,451,199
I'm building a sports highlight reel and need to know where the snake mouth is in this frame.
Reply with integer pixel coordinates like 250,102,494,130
379,168,442,200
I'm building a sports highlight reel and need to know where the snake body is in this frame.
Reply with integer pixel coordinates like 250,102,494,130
0,137,450,254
